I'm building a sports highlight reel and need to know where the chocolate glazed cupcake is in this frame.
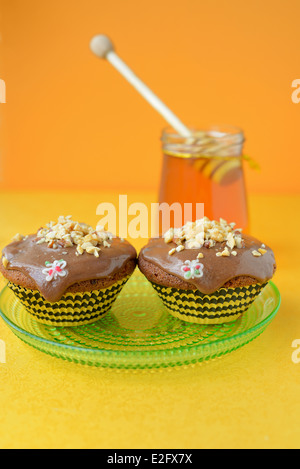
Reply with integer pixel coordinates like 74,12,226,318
0,216,136,326
138,218,276,324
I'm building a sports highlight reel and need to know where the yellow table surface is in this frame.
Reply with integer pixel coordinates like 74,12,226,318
0,191,299,449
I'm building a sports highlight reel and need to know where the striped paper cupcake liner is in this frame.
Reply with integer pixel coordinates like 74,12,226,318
150,281,267,324
8,276,129,327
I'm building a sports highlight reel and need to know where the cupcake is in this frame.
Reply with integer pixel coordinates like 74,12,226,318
0,216,137,326
138,217,276,324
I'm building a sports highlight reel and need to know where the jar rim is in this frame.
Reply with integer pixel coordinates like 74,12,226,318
161,124,244,141
161,125,245,158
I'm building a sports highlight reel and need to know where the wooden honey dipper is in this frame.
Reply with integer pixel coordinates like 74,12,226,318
90,35,250,185
90,34,192,138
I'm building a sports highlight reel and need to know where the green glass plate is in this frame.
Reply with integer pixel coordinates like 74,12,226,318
0,272,281,369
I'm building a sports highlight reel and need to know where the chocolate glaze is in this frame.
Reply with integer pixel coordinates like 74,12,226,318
2,235,137,302
139,234,276,294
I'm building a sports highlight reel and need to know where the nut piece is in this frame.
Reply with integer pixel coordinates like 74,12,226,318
216,247,230,257
235,236,244,249
2,256,8,269
176,245,185,252
197,252,204,259
258,248,267,255
226,232,235,250
12,233,24,242
221,247,230,257
76,245,84,255
85,246,101,257
164,228,174,244
168,248,176,256
186,240,201,249
252,250,262,257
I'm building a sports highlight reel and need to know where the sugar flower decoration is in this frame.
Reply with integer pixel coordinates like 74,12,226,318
181,259,204,280
42,259,68,282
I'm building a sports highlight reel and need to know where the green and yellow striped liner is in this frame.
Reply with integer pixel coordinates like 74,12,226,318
151,281,267,324
8,276,129,327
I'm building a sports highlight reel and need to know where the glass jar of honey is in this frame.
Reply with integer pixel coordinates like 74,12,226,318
158,125,248,232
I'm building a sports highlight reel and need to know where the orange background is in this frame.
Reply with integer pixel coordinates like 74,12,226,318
0,0,299,194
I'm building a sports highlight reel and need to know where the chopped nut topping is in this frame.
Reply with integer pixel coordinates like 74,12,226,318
252,250,262,257
35,216,113,257
164,217,243,254
176,245,185,252
76,245,84,255
12,233,25,242
258,248,267,255
226,232,235,250
216,247,232,257
221,247,230,257
2,256,8,269
203,239,216,249
164,228,174,244
168,248,176,256
186,240,202,249
235,237,244,249
85,245,101,257
197,252,204,259
231,251,237,256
